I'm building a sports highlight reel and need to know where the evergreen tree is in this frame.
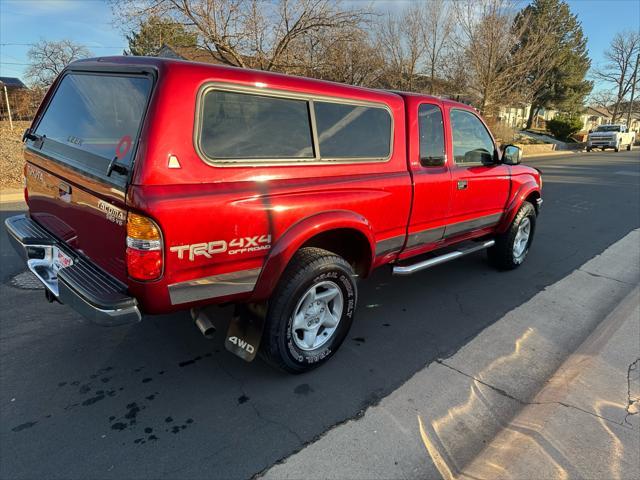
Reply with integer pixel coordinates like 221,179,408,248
126,16,197,57
517,0,592,129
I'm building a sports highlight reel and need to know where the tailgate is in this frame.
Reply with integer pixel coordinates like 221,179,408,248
23,71,154,282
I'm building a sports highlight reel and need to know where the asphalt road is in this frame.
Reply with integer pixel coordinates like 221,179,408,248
1,150,639,480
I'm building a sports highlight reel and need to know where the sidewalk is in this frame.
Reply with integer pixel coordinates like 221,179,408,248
261,230,640,480
0,188,24,203
461,286,639,480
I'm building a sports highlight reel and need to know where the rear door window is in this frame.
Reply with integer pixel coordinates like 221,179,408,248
418,104,446,166
199,90,314,160
33,73,152,185
314,102,391,159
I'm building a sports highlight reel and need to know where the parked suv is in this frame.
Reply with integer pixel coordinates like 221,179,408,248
6,57,542,372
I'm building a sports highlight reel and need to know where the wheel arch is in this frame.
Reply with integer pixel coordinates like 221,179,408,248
251,211,375,301
497,182,541,233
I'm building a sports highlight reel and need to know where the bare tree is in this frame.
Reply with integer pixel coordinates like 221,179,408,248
453,0,555,117
291,27,384,86
25,39,92,87
420,0,453,95
593,31,640,123
588,89,616,113
377,4,425,91
110,0,369,72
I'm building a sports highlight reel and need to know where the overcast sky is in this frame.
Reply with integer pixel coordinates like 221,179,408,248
1,0,639,92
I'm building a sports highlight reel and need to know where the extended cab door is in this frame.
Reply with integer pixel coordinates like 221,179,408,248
445,107,510,237
401,99,452,257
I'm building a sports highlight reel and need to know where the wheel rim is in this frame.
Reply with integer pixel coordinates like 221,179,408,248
513,217,531,261
290,280,344,351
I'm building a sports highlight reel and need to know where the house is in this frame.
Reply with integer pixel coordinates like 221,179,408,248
580,106,613,132
0,76,27,92
156,44,227,65
0,76,29,122
498,104,559,130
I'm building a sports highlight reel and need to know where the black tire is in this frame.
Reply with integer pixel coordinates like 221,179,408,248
614,142,620,152
586,147,591,152
627,143,632,151
261,247,357,373
488,201,536,270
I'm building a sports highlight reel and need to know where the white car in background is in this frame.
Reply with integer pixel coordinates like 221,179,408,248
586,124,635,152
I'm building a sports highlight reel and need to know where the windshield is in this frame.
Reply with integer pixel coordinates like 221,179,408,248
32,72,152,185
595,125,621,132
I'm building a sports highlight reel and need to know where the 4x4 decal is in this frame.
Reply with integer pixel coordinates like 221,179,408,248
170,235,271,261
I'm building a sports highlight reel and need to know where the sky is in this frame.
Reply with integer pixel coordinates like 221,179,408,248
1,0,639,91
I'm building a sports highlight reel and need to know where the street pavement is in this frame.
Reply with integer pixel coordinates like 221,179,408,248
1,149,639,479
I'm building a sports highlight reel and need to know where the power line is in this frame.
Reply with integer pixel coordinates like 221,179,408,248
1,43,125,49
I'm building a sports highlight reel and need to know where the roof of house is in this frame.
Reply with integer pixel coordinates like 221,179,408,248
0,77,27,89
585,105,613,118
156,44,225,65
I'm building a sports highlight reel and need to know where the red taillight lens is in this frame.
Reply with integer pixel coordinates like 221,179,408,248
126,248,162,281
126,213,163,281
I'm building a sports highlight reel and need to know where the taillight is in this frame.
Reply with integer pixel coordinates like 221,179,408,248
126,213,163,281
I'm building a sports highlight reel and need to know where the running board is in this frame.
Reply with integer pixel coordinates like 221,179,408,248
392,240,495,276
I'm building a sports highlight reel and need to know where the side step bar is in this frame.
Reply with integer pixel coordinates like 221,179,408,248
392,240,495,276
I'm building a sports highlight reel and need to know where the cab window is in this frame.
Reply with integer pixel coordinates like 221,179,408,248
450,109,495,165
418,104,446,166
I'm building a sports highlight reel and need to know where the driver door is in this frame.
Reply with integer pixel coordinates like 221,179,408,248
446,107,510,237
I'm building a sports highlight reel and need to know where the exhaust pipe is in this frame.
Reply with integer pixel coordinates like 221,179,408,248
191,308,216,339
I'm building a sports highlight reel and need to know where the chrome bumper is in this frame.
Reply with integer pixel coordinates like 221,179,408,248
4,214,141,326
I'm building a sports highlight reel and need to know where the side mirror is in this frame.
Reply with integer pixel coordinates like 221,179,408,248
502,144,522,165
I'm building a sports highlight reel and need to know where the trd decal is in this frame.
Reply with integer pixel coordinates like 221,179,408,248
170,235,271,261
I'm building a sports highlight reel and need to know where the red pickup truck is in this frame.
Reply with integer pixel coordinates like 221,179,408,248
6,57,542,372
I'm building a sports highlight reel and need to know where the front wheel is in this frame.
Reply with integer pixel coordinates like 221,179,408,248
627,143,633,151
614,142,620,152
488,201,536,270
261,247,357,373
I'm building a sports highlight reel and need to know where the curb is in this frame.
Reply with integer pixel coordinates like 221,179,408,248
524,149,580,159
0,189,25,204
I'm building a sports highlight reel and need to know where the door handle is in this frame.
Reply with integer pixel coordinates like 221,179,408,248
457,180,468,190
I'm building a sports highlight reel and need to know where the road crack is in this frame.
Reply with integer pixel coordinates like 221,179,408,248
436,359,633,429
578,268,634,285
624,358,640,426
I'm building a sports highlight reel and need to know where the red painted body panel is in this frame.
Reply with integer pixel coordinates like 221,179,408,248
22,56,541,315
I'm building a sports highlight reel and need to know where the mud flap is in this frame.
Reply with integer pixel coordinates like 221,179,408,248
224,305,265,362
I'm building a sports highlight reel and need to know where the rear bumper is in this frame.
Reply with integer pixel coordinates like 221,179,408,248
4,214,141,326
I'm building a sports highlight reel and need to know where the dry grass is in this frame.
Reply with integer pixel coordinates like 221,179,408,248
0,121,29,190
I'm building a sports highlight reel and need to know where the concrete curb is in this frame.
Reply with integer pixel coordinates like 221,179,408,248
261,229,640,480
524,149,580,159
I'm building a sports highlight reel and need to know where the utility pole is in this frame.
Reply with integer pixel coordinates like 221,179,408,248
626,53,639,129
3,84,13,131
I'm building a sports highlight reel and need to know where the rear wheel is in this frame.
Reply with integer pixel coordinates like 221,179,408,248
488,202,536,270
261,247,357,373
627,142,633,151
